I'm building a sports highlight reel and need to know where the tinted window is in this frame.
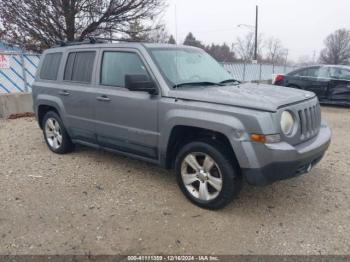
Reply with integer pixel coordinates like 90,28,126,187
40,53,62,80
307,67,320,77
330,67,350,80
64,51,96,83
318,67,330,78
101,52,149,87
290,68,307,77
290,67,320,77
64,53,75,81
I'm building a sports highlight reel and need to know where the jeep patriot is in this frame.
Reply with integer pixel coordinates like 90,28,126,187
32,41,331,209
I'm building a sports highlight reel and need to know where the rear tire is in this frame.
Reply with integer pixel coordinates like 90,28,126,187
175,140,242,210
42,111,74,154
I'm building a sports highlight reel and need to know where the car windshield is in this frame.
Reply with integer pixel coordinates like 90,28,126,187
149,47,234,88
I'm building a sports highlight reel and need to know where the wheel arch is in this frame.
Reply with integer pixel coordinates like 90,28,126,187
35,95,66,129
162,124,242,171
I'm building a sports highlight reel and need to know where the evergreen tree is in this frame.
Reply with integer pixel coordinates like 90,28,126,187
168,35,176,44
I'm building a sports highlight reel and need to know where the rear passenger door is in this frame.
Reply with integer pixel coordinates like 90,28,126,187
59,50,97,143
311,66,330,100
328,67,350,103
302,67,325,97
93,48,159,159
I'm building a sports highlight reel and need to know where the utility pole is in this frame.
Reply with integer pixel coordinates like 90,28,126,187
254,5,259,62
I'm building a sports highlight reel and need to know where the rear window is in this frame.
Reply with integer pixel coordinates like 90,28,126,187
289,69,308,77
289,67,320,78
64,51,96,83
40,53,62,80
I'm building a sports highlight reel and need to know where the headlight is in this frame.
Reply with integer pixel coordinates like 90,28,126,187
280,111,295,135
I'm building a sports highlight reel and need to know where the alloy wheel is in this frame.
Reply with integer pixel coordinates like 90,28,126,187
45,118,63,150
180,152,223,201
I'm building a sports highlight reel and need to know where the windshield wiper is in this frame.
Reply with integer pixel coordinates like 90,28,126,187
220,79,241,85
173,81,224,88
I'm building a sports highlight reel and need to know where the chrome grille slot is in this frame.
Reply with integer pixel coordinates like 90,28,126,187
311,106,317,132
309,107,314,133
298,110,305,136
305,108,311,136
298,103,321,141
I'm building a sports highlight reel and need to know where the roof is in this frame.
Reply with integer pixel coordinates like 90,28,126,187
46,41,197,53
296,64,350,69
321,64,350,69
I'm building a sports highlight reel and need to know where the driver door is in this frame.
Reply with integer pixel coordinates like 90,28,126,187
93,49,159,160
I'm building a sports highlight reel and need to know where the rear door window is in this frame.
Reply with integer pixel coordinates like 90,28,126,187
330,67,350,80
318,67,330,78
40,53,62,80
64,51,96,83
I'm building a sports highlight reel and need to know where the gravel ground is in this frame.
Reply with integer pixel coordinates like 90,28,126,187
0,106,349,255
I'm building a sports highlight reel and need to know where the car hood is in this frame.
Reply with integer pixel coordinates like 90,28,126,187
166,83,315,112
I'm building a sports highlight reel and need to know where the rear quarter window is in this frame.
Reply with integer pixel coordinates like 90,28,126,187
40,53,62,80
288,69,308,77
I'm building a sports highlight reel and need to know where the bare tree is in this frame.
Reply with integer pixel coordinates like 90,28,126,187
122,20,170,43
146,24,169,43
0,0,164,51
297,55,315,66
122,20,150,42
265,37,288,65
319,29,350,65
234,32,262,62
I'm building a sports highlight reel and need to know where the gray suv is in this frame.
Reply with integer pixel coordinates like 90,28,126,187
32,41,331,209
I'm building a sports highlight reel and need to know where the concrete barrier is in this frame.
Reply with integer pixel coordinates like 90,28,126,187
0,93,33,119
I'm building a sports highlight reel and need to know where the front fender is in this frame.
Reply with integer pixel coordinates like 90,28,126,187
159,108,252,168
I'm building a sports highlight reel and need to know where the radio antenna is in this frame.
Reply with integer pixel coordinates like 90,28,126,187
175,4,178,45
174,4,179,89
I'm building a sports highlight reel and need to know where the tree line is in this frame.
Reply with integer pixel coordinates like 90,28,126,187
0,0,349,65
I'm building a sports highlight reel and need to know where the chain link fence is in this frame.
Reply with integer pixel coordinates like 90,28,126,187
222,63,297,82
0,51,40,93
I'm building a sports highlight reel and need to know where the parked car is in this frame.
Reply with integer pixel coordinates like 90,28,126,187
273,65,350,105
32,40,331,209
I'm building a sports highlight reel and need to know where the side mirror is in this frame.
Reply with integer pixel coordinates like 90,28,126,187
125,74,157,94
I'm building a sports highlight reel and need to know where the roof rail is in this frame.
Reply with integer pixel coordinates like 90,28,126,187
55,37,144,47
92,37,144,43
55,37,105,47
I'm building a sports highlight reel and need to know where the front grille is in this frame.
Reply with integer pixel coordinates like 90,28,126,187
298,103,321,141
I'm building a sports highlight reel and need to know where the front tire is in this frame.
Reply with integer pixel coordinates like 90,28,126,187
42,111,74,154
175,140,242,210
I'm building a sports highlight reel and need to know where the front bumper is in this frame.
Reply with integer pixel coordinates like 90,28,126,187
242,123,331,186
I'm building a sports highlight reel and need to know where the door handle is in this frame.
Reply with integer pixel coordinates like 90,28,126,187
96,95,111,102
59,90,70,96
